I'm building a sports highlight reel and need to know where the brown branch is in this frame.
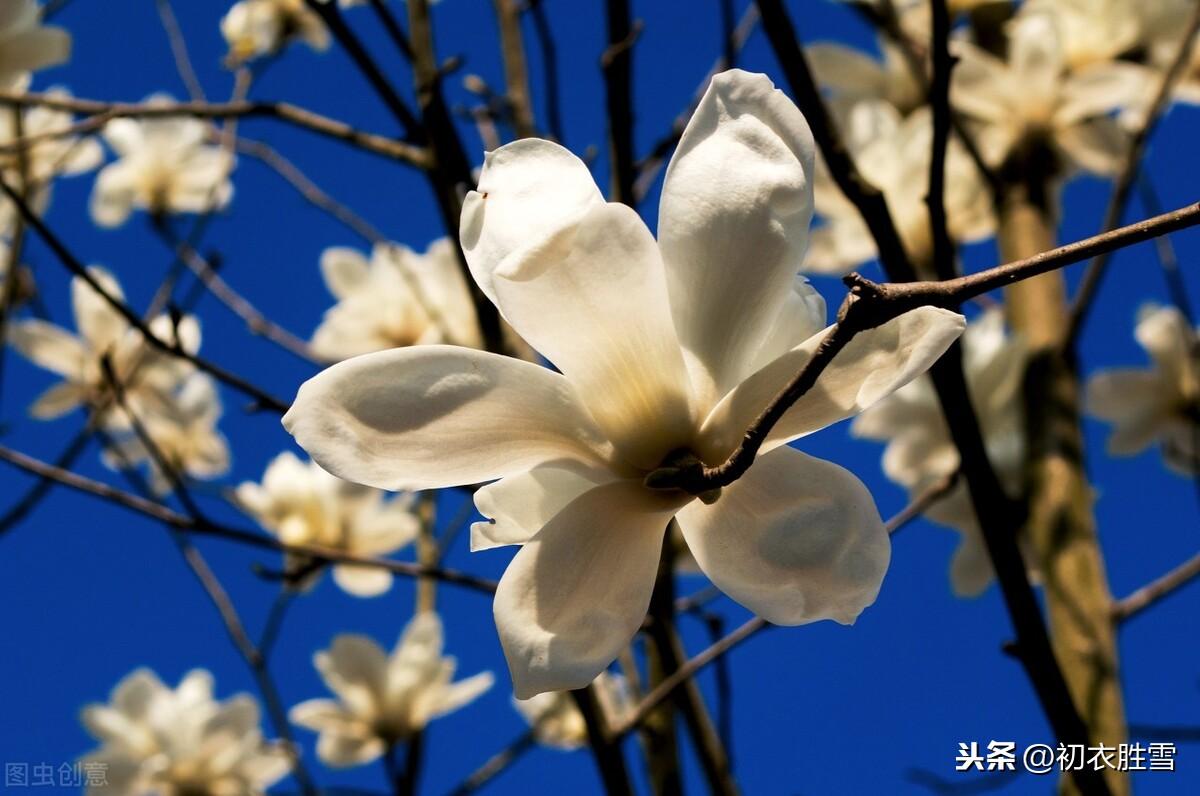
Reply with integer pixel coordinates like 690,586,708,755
493,0,538,139
406,0,508,355
235,136,385,245
633,4,759,202
0,175,292,414
154,0,207,102
367,0,415,63
570,685,634,795
301,0,421,137
886,470,960,535
602,0,638,203
448,728,538,795
925,0,956,281
0,443,499,595
611,616,767,741
757,0,916,280
0,90,430,167
1112,551,1200,623
648,198,1200,495
526,0,564,143
151,224,322,365
1064,0,1200,350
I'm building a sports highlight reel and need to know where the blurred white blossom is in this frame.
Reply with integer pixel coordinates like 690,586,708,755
235,451,420,596
80,668,290,796
312,239,483,361
0,0,70,88
852,309,1028,596
290,612,493,767
101,373,231,495
90,97,234,228
1086,304,1200,475
0,79,103,237
808,37,924,117
950,11,1148,176
1022,0,1143,70
807,101,994,275
284,70,966,697
7,267,199,427
514,672,631,750
221,0,328,62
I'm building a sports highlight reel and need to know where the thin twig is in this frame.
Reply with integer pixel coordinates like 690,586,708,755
155,0,207,102
886,471,960,535
235,136,385,245
0,442,500,595
925,0,957,281
633,4,759,202
647,199,1200,495
448,728,538,795
0,91,429,166
611,617,767,740
1064,0,1200,349
0,176,292,414
526,0,564,143
493,0,538,138
1111,551,1200,622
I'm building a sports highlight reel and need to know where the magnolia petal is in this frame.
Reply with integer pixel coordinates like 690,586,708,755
73,267,126,353
658,69,817,404
460,139,603,304
472,463,611,551
491,201,695,468
320,247,372,300
699,307,966,461
1056,117,1126,176
747,278,827,374
949,526,994,598
1057,62,1151,126
1085,370,1167,456
8,319,86,377
315,635,387,717
806,43,887,98
494,480,685,698
676,446,888,625
0,27,70,75
332,564,393,597
29,381,85,419
284,345,611,491
90,162,138,227
316,732,385,768
429,671,494,721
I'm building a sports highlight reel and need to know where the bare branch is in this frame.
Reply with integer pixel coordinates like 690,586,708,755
493,0,538,139
611,616,767,740
886,470,960,535
925,0,956,281
1112,551,1200,623
0,442,499,595
0,176,292,413
155,0,207,102
1064,0,1200,349
0,90,430,167
648,198,1200,495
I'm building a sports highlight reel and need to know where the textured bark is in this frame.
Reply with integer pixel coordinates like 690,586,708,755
999,182,1128,796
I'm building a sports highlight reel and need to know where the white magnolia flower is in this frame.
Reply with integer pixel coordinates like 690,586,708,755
807,37,925,117
8,267,198,426
1021,0,1143,70
0,79,103,236
852,309,1027,596
514,672,631,751
290,612,493,767
90,97,234,228
312,239,483,361
1086,304,1200,475
807,101,994,275
221,0,328,62
80,668,290,796
1140,0,1200,107
0,0,70,87
950,11,1148,176
284,70,967,697
101,374,231,495
235,451,419,596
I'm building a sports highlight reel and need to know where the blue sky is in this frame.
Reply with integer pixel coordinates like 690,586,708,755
1,1,1197,793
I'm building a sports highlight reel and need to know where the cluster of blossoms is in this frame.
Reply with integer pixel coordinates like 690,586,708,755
801,0,1200,595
